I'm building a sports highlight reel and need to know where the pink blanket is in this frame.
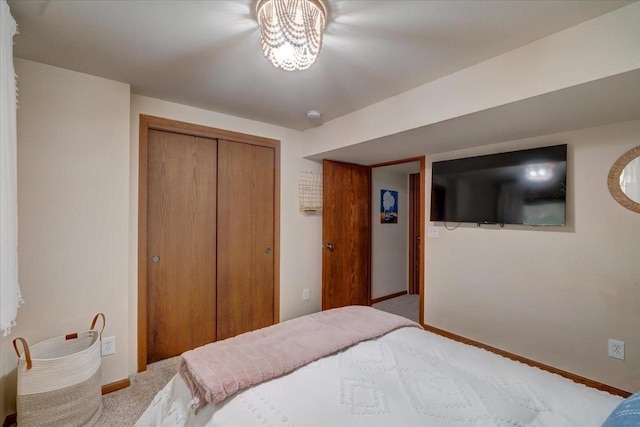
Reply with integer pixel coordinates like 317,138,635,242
179,305,421,409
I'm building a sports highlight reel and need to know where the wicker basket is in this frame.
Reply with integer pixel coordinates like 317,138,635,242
13,313,105,427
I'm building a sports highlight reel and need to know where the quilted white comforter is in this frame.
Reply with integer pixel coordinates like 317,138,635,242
136,327,621,426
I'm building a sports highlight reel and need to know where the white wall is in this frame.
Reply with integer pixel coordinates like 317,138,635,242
424,119,640,393
0,59,131,413
371,169,409,299
128,95,321,374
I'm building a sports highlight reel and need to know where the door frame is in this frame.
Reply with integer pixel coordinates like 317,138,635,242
408,173,420,295
369,157,426,324
137,114,281,372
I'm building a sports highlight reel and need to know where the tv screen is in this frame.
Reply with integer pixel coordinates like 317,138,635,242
430,145,567,226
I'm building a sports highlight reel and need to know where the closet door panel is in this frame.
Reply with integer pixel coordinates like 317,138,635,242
147,130,217,363
217,139,275,340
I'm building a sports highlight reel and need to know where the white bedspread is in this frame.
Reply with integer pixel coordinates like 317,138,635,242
136,327,621,426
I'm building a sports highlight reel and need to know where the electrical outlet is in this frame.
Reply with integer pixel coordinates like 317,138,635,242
608,339,624,360
101,336,116,356
303,288,310,301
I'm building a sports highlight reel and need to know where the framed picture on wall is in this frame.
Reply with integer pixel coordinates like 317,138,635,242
380,189,398,223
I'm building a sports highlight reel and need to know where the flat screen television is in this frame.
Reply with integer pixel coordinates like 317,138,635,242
430,144,567,226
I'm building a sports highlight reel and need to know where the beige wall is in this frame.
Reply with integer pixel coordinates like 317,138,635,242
0,339,6,420
424,119,640,393
0,59,131,414
0,63,323,418
302,2,640,157
371,169,409,299
128,95,322,374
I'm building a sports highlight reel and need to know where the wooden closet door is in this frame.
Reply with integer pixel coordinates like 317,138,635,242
217,139,275,340
147,130,217,363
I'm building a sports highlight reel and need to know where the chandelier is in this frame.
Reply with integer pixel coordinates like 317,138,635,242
256,0,327,71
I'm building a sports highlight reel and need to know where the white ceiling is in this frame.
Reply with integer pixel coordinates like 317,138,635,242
8,0,634,132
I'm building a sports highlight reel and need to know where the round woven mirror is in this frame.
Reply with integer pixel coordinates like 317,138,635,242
608,145,640,213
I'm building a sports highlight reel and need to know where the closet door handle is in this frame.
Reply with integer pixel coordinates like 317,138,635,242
324,243,334,251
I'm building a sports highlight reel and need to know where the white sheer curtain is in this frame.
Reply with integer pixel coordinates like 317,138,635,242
0,0,22,336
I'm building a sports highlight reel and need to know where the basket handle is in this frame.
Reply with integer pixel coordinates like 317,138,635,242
90,313,106,339
12,338,33,370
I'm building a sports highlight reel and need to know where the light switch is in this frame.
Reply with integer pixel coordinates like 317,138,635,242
428,227,439,238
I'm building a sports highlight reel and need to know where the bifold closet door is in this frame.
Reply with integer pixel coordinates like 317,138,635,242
216,139,275,340
147,130,217,363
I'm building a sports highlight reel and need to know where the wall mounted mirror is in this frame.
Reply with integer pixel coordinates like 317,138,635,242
608,146,640,213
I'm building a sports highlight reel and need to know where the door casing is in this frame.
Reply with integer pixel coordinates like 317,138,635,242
409,172,421,295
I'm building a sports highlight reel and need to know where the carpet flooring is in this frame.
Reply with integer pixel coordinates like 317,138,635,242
372,293,420,323
96,356,179,426
96,294,419,425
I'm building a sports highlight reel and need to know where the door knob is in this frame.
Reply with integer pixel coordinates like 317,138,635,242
265,247,271,254
324,243,334,251
151,255,160,263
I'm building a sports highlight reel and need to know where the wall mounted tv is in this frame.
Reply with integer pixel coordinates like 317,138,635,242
430,144,567,226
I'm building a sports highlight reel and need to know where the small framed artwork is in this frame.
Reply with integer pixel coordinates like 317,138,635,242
380,189,398,223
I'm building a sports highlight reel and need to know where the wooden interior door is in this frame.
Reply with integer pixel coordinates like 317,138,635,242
217,139,275,340
409,173,420,295
147,130,217,363
322,160,371,310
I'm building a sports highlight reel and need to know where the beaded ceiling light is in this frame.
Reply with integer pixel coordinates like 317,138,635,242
256,0,327,71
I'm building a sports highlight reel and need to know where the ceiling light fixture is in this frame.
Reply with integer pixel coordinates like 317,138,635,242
256,0,327,71
306,110,321,120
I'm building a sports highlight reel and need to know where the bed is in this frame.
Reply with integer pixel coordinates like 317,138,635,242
136,306,628,427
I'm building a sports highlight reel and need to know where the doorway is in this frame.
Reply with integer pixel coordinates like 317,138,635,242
370,159,422,323
322,157,425,324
